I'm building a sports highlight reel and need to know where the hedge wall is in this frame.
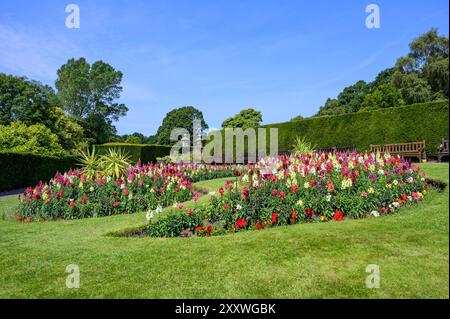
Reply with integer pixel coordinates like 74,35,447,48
94,143,172,164
264,100,449,158
0,152,77,192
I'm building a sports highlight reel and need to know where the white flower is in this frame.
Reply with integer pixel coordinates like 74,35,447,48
236,204,242,210
146,211,154,221
392,202,400,208
208,191,216,196
326,194,332,202
370,211,380,217
128,193,133,200
120,183,125,189
156,205,163,213
296,199,304,207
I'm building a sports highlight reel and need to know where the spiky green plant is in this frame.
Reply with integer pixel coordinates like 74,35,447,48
292,136,317,155
99,148,131,179
76,148,101,179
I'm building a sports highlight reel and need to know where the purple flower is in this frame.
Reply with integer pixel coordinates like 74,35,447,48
369,172,378,181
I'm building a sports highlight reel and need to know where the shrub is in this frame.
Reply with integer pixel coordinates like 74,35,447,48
94,143,171,164
0,122,67,157
0,152,76,192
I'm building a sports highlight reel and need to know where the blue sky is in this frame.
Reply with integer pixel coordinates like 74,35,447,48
0,0,448,135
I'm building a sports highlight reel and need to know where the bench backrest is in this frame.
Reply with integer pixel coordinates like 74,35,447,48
370,141,426,154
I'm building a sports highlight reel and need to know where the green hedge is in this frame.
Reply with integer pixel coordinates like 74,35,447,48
264,100,448,158
0,152,77,192
94,143,172,164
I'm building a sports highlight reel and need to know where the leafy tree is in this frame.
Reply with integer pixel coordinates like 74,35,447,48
156,106,208,145
316,98,344,116
394,28,449,102
55,58,128,144
221,108,262,128
125,136,142,144
360,84,403,110
0,122,66,156
393,72,433,105
0,73,57,126
51,107,87,151
424,57,449,98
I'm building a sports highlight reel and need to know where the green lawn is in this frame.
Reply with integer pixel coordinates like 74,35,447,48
0,163,448,298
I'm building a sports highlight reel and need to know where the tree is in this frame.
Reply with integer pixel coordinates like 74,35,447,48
0,73,57,127
156,106,208,145
55,58,128,144
360,84,403,110
394,28,449,103
0,122,66,157
221,108,262,128
316,98,343,116
125,136,142,144
50,107,87,151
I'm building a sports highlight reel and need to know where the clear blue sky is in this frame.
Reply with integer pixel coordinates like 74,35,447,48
0,0,448,135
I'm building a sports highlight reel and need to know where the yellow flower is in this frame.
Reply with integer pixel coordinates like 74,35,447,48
320,216,327,222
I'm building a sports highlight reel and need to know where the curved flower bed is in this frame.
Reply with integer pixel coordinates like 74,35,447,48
147,152,428,237
17,163,242,221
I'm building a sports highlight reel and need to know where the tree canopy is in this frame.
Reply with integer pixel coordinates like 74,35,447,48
156,106,208,145
55,58,128,144
221,108,262,128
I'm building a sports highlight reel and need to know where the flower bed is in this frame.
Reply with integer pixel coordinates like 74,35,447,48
147,152,428,237
17,163,241,221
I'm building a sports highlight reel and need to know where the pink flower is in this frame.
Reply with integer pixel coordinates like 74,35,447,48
361,192,368,198
192,192,200,202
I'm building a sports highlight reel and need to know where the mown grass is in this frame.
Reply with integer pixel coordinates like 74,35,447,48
0,163,448,298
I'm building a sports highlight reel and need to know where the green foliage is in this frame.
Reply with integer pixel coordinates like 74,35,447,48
266,101,449,157
222,108,263,128
125,136,142,144
393,28,449,103
0,122,67,157
292,136,317,155
156,106,208,145
147,208,206,238
0,73,57,127
75,148,101,179
360,84,403,110
95,143,172,164
51,107,87,151
55,58,128,144
99,148,132,179
0,152,76,192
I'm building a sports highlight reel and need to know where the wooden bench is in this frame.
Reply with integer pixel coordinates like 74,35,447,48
370,141,426,162
316,145,356,154
438,139,449,162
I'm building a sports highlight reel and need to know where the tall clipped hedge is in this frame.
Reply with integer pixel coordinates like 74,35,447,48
265,100,448,158
94,143,172,164
0,152,77,192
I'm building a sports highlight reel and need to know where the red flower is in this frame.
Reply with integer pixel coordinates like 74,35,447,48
81,196,87,204
123,188,129,196
291,185,299,193
291,210,297,223
235,219,247,229
223,203,230,210
272,189,278,197
401,193,407,200
255,221,266,230
207,225,213,236
192,192,200,201
326,179,335,192
271,213,278,223
113,201,121,207
24,216,32,223
219,187,224,195
280,191,286,200
305,208,314,216
332,210,344,221
69,201,75,209
361,192,368,198
187,209,192,215
195,226,205,235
